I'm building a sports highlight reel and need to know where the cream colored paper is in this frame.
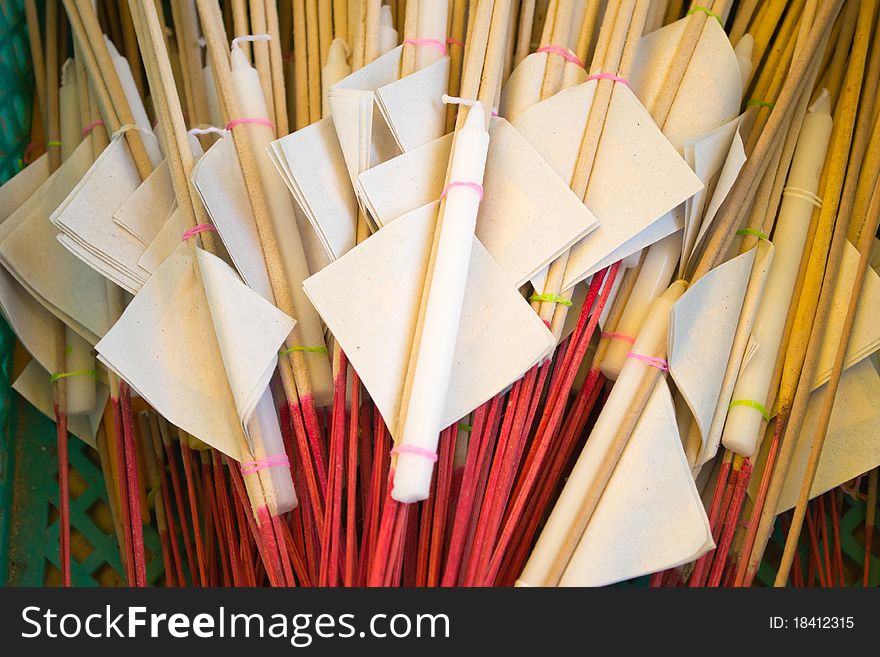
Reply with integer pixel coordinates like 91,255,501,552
13,359,109,448
750,357,880,513
812,241,880,389
500,52,587,124
114,158,174,246
51,134,156,293
96,243,294,458
0,154,49,220
512,81,703,289
630,15,743,153
269,118,358,261
0,138,111,343
192,134,274,299
559,380,714,586
303,204,555,441
328,44,448,183
668,248,758,454
357,119,599,286
137,207,180,276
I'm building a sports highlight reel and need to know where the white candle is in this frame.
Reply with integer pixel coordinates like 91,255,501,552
203,63,224,129
64,327,97,415
105,37,162,166
519,280,687,586
392,102,490,503
601,231,681,380
248,386,297,513
230,45,334,407
378,5,399,57
59,59,81,162
721,92,833,457
415,0,449,70
322,38,351,117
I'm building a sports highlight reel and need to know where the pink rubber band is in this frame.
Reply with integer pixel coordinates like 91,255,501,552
241,454,290,474
441,181,484,201
585,72,630,86
536,44,583,67
601,331,636,344
181,223,218,241
627,351,669,372
403,38,448,56
226,116,276,133
391,445,439,463
82,120,105,137
22,141,42,164
446,37,465,48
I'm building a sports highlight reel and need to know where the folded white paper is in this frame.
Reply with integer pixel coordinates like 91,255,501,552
303,204,555,439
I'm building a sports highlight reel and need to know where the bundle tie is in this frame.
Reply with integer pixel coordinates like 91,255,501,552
536,44,583,67
22,141,42,164
231,34,272,49
111,123,143,140
627,351,669,372
188,126,228,137
47,140,62,148
181,223,217,241
441,94,481,108
50,369,97,384
441,181,484,201
529,292,573,307
82,119,104,136
736,227,770,241
279,345,329,356
241,454,289,475
601,331,636,344
585,72,630,86
729,399,770,422
458,422,473,432
403,38,447,56
226,117,276,134
747,98,774,109
446,37,465,48
783,186,823,209
687,6,724,25
391,444,439,462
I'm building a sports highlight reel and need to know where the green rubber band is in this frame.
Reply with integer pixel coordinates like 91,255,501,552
729,399,770,422
687,6,723,25
50,369,97,384
736,227,770,241
279,345,329,356
47,140,63,147
458,422,473,432
747,99,774,109
529,292,573,307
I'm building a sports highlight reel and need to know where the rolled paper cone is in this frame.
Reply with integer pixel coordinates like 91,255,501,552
519,280,687,587
721,91,833,458
734,34,754,91
247,386,297,513
322,38,352,117
392,103,490,503
64,327,96,415
378,5,398,57
415,0,449,71
203,64,224,129
230,45,334,406
601,231,681,380
59,59,81,162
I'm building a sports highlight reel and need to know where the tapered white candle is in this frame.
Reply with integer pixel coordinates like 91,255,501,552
378,5,398,56
230,45,334,406
392,102,490,503
721,92,833,457
601,231,681,380
59,59,80,162
415,0,449,70
322,38,351,117
519,280,687,586
249,386,297,512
